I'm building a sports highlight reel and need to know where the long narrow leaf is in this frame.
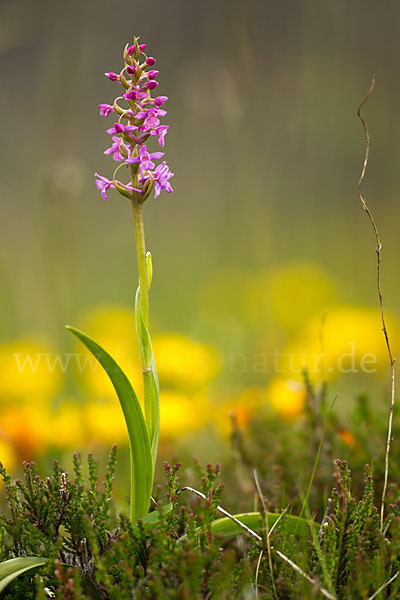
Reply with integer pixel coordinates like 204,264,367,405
0,557,47,592
66,326,152,521
135,287,159,466
210,512,313,539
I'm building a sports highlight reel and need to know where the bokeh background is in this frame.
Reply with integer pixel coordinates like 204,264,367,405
1,0,400,477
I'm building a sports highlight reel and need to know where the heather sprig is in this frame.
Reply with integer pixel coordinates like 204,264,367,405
95,38,173,202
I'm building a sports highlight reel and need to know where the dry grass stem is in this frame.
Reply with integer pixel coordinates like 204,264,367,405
357,74,396,531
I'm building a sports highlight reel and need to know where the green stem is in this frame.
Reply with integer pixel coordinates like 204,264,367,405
131,196,154,447
131,198,149,328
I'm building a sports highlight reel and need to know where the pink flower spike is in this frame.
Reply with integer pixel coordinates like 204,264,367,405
146,57,156,66
105,72,119,81
147,80,158,90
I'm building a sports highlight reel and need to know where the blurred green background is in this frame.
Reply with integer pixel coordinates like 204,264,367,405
0,0,400,470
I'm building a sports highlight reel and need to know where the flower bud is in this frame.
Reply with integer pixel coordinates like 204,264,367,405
146,57,156,66
146,80,158,90
154,96,168,107
127,45,135,55
147,70,159,80
105,72,119,81
127,65,136,75
138,43,146,52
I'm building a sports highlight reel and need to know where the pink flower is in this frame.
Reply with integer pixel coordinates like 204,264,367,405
94,174,115,200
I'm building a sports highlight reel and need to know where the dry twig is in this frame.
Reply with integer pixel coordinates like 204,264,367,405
357,74,396,531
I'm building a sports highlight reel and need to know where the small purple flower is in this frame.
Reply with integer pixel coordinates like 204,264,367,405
149,125,169,147
147,80,158,91
126,144,164,170
152,162,174,198
123,89,139,101
154,96,168,107
105,72,119,81
147,70,159,80
143,108,160,130
104,136,129,161
95,173,115,200
127,65,136,75
99,103,115,117
127,45,135,55
107,123,137,136
146,57,156,66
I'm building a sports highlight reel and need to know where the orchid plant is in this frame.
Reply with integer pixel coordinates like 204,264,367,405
68,37,173,522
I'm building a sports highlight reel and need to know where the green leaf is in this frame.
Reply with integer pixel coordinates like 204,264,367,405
146,251,153,288
0,557,47,592
132,503,172,531
135,287,159,466
65,326,152,522
210,512,313,539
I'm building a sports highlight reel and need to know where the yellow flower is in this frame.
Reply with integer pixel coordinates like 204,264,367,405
215,387,265,436
159,390,211,439
50,401,87,449
267,378,305,419
283,306,399,382
84,398,128,446
244,263,336,332
1,405,51,459
0,437,17,473
0,338,62,406
153,333,220,389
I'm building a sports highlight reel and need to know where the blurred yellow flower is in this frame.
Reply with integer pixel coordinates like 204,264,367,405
0,437,17,473
267,378,305,419
84,398,127,446
215,387,265,436
50,401,87,449
1,405,51,459
244,263,337,332
76,305,143,400
0,338,62,406
283,306,399,382
159,390,211,439
153,333,220,389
